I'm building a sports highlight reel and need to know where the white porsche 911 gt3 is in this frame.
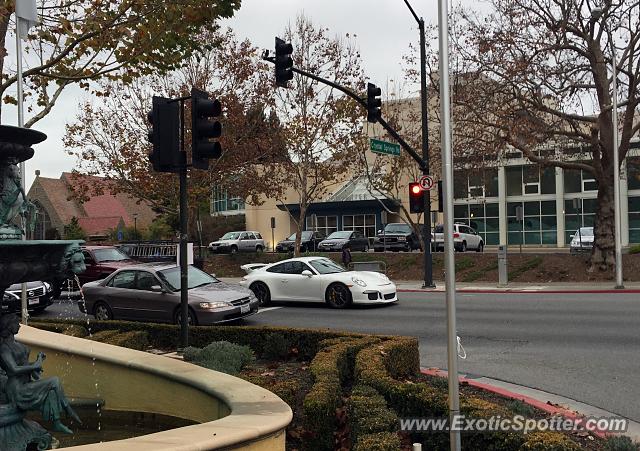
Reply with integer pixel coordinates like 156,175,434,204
240,257,397,308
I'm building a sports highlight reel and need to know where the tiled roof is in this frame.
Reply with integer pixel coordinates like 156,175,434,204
32,177,84,225
77,216,123,235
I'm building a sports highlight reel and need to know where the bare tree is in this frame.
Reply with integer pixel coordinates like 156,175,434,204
271,15,365,256
445,0,640,270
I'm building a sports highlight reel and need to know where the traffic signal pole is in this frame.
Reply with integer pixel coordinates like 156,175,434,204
418,17,435,289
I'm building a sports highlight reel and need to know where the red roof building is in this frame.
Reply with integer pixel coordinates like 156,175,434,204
27,172,157,240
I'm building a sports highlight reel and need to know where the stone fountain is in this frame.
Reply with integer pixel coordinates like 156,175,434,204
0,125,86,450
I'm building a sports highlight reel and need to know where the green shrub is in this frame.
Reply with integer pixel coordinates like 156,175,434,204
505,399,536,417
88,330,121,342
303,337,380,451
605,436,640,451
31,322,88,338
182,341,254,375
455,256,474,272
629,244,640,255
261,332,290,360
352,431,401,451
105,331,149,350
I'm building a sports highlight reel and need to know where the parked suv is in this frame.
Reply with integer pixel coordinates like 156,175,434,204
276,231,326,253
432,223,484,252
373,223,422,252
208,231,265,254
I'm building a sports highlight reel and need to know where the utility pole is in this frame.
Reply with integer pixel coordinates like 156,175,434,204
403,1,435,289
438,0,461,448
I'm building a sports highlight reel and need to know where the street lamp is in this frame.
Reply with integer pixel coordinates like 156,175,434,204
591,7,624,288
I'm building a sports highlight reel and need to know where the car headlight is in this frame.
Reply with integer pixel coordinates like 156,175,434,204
199,301,229,309
351,276,367,287
43,282,51,291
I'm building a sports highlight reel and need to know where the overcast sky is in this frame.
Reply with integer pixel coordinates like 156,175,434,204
10,0,481,190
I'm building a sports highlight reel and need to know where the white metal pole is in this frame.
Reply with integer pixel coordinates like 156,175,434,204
16,19,29,324
609,27,624,289
437,0,461,449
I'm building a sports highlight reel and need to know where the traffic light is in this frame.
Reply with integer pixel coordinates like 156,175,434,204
367,82,382,123
191,87,222,170
147,96,180,172
409,182,424,214
275,37,293,87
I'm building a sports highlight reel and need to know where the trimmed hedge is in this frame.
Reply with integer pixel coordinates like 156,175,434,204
348,385,398,448
31,322,89,338
182,341,254,375
303,336,380,451
352,432,401,451
30,319,367,360
353,338,581,451
87,330,149,351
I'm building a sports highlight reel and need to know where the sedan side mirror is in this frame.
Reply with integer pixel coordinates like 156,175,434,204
301,270,313,277
151,285,164,293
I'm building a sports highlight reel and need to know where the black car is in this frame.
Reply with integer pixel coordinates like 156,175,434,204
373,223,422,252
275,231,326,253
2,281,54,314
317,231,371,252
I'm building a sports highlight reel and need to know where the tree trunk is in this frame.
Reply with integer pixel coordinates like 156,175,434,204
590,170,616,271
294,205,306,257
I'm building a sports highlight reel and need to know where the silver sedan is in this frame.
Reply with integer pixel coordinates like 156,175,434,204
80,263,259,325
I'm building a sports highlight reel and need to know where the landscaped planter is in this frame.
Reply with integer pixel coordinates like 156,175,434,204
17,326,292,450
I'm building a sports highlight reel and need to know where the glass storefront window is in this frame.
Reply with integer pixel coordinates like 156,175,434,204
564,170,581,193
506,200,556,245
342,214,376,237
307,216,338,236
485,168,499,197
506,167,522,196
628,157,640,190
454,170,467,199
541,167,556,194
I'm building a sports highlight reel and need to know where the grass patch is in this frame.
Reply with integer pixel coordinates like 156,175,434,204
455,256,475,272
508,256,543,280
462,260,499,282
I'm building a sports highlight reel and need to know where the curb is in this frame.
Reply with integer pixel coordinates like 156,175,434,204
421,368,614,438
400,288,640,294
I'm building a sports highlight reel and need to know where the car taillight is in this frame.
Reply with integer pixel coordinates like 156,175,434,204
453,233,460,238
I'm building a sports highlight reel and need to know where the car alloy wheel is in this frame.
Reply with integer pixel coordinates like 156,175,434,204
477,242,484,253
250,282,271,306
326,283,352,309
94,302,113,321
461,241,467,252
364,244,370,252
230,245,238,254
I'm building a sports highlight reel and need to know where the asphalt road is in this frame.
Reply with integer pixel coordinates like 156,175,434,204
39,291,640,422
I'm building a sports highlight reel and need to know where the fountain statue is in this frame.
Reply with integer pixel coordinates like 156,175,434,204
0,124,86,450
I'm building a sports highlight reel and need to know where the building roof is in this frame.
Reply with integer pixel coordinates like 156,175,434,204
27,172,158,236
77,216,123,236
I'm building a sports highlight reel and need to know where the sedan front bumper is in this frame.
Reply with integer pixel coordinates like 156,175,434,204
195,299,260,325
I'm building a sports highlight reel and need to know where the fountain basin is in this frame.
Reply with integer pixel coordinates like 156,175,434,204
17,326,292,450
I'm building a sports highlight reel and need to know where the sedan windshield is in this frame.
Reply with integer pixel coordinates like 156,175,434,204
93,248,131,263
220,232,241,240
157,266,220,291
326,231,352,239
384,224,411,234
309,258,346,274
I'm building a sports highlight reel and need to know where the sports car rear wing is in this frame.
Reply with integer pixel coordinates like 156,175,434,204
240,263,268,274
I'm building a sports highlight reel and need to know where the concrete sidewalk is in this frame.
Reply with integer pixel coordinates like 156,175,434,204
218,277,640,293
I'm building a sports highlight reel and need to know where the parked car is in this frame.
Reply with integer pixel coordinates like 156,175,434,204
570,227,594,254
275,231,326,253
373,223,422,252
80,263,259,325
78,246,142,286
3,281,54,314
317,231,370,252
241,256,397,308
432,223,484,252
208,231,265,254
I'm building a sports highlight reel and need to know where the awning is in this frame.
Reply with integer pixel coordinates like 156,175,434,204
277,198,400,216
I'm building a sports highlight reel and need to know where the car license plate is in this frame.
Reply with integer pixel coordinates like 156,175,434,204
240,304,250,314
28,298,39,306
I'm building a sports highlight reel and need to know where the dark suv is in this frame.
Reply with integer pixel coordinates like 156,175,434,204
276,231,326,253
373,223,422,252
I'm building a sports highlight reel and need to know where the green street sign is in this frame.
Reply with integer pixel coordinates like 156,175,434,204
369,138,400,156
